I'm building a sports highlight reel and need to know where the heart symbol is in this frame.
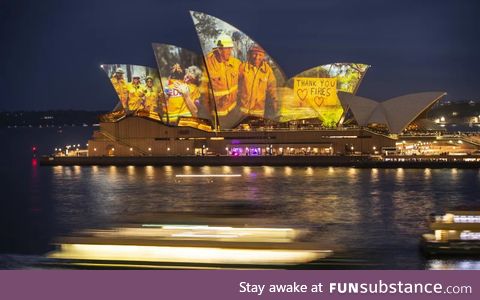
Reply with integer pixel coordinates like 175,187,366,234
296,89,308,101
313,96,325,107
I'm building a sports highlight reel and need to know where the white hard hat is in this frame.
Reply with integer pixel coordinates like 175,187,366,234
216,34,234,48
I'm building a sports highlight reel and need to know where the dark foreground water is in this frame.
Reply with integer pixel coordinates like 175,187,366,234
1,127,480,269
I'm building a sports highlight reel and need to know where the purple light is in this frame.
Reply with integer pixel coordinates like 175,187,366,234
249,147,261,156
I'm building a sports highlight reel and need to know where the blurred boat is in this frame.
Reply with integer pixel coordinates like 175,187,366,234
46,216,332,269
421,211,480,256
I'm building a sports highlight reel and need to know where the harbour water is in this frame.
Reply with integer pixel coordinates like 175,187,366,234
1,127,480,269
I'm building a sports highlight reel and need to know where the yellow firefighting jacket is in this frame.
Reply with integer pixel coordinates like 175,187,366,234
127,83,145,111
238,61,277,117
166,80,201,122
144,85,159,111
205,50,241,116
110,77,128,108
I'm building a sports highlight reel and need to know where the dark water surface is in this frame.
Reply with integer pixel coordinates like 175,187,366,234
1,127,480,269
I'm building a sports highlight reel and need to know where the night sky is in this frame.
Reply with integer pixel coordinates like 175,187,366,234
1,0,479,111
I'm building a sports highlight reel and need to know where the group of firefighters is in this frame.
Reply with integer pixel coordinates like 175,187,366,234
110,70,160,112
206,34,277,119
110,64,206,123
109,33,278,125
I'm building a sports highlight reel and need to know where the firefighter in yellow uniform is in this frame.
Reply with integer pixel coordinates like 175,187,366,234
205,34,241,116
144,76,159,111
166,79,201,122
198,69,212,118
183,65,206,117
110,68,128,108
238,45,277,118
127,74,145,111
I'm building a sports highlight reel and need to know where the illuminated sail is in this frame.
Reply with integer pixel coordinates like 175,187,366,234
191,11,286,129
152,43,215,130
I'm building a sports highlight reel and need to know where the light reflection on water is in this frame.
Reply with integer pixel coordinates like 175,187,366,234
424,168,431,180
305,167,314,176
284,166,293,176
48,166,480,269
127,166,135,176
395,168,404,182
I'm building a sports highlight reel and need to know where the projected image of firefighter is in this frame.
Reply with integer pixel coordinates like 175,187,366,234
144,76,161,112
110,67,129,109
126,74,145,111
163,64,206,124
204,34,241,119
191,11,286,128
238,45,277,119
152,44,214,125
101,64,162,117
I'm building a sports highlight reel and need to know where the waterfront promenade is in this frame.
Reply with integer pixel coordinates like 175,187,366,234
39,155,480,168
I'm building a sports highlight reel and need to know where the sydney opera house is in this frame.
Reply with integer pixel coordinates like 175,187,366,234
86,11,475,158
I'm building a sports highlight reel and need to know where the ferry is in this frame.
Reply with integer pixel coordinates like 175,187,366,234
46,217,332,269
421,211,480,256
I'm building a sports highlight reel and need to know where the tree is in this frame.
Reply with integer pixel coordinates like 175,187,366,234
191,12,221,47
